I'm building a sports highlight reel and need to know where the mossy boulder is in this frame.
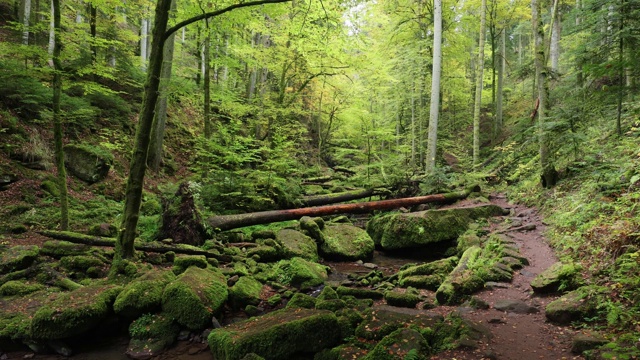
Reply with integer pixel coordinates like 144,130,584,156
63,143,113,183
315,299,347,312
286,292,317,309
230,276,263,309
272,257,328,289
317,286,340,300
172,255,209,274
0,245,39,274
208,308,340,360
398,256,458,290
30,284,122,339
162,267,228,330
246,246,281,262
367,205,506,250
0,290,53,340
365,328,430,360
545,286,602,325
87,223,118,237
336,286,384,300
319,224,374,261
276,229,319,261
0,280,44,296
114,269,176,318
531,262,583,294
59,255,105,272
435,246,484,305
355,305,443,340
127,313,180,359
299,216,325,244
384,291,421,308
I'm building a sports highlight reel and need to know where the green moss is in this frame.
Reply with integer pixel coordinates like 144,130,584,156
246,246,281,262
30,284,122,339
266,294,282,306
127,313,180,358
317,286,339,301
208,308,340,360
59,255,105,272
0,245,39,274
272,257,328,289
365,328,430,360
531,262,583,293
40,180,60,197
320,224,375,261
114,269,176,318
316,299,347,312
355,305,443,341
384,291,422,308
161,267,228,330
230,276,263,309
40,240,90,258
286,292,317,309
0,280,44,296
336,286,383,300
172,255,209,275
276,229,319,261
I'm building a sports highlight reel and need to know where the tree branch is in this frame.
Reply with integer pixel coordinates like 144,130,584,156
164,0,292,41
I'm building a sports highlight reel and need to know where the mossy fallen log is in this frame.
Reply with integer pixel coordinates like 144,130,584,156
209,185,480,232
301,188,380,207
38,230,230,262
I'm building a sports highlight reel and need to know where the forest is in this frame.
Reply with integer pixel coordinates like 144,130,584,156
0,0,640,358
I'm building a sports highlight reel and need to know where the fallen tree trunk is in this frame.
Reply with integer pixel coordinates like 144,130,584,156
209,185,480,231
38,230,231,262
301,188,382,207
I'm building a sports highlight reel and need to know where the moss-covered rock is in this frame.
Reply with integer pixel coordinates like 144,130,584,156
397,257,457,290
127,313,180,359
272,257,328,289
319,224,374,261
40,240,90,258
316,299,347,312
87,223,118,237
531,262,583,294
276,229,319,261
30,284,122,339
63,143,113,183
208,308,340,360
286,292,317,309
0,290,53,340
172,255,209,274
246,246,281,262
367,205,506,250
0,245,39,274
299,216,326,244
59,255,105,272
384,291,421,308
114,269,176,318
355,305,443,340
230,276,263,309
317,286,339,301
365,328,430,360
435,246,484,305
545,286,602,325
162,267,228,330
0,280,44,296
336,286,383,300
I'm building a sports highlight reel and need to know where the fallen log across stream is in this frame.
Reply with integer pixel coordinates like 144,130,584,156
209,185,480,231
37,230,231,262
301,188,385,207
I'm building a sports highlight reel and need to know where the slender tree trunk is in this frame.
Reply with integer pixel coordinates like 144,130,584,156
495,29,505,138
410,84,416,165
89,3,97,65
204,25,212,138
426,0,442,172
550,11,561,72
148,0,177,171
21,0,31,45
140,17,149,71
47,0,54,62
472,0,487,167
532,0,557,187
52,0,69,230
616,0,624,136
195,25,202,85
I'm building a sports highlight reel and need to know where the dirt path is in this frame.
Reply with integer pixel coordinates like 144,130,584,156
431,193,583,360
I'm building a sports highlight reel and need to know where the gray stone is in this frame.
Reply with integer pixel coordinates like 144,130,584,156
320,224,374,261
485,281,510,290
531,262,582,294
572,333,608,354
494,299,539,314
63,144,112,183
545,286,601,325
48,340,73,357
363,262,377,269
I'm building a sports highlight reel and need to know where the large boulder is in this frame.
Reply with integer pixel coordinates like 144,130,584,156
229,276,263,309
208,308,340,360
545,286,602,325
319,224,375,261
271,257,328,289
63,144,112,183
0,245,39,274
276,229,319,261
397,256,458,290
30,284,122,339
127,313,180,359
365,328,430,359
367,205,506,250
162,267,228,330
114,269,176,318
530,261,583,294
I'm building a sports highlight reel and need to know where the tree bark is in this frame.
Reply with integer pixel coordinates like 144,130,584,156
472,0,487,167
208,186,480,232
426,0,443,172
52,0,68,230
40,231,230,262
203,24,212,138
301,188,380,207
495,29,505,138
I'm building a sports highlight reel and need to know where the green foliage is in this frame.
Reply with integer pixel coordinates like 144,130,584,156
0,60,51,120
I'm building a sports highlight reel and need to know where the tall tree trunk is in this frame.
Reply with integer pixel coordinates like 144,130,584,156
89,3,97,65
472,0,487,167
532,0,557,188
52,0,69,230
495,29,505,138
140,17,149,70
426,0,442,172
195,25,202,85
203,24,212,138
148,0,177,171
550,11,561,72
47,0,54,63
410,83,416,165
21,0,31,45
616,0,624,136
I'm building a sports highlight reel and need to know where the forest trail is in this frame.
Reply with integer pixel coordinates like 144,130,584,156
432,194,584,360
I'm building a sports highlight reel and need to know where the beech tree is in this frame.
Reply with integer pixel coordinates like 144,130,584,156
426,0,443,172
472,0,487,167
